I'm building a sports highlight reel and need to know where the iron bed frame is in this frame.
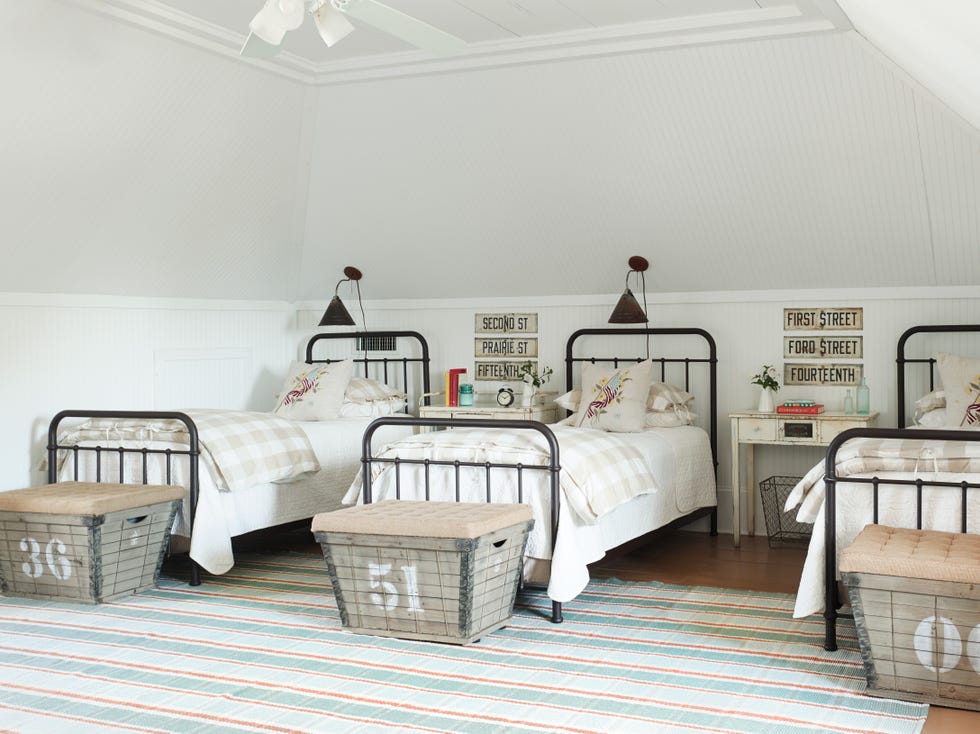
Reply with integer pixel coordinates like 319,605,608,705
46,330,431,587
821,324,980,651
359,327,719,624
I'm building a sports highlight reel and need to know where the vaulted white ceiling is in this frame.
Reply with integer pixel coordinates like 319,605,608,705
2,0,978,301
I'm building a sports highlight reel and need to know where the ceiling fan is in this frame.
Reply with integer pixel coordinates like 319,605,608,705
240,0,466,58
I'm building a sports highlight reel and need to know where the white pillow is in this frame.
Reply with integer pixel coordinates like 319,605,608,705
645,409,697,428
647,382,695,412
936,353,980,427
340,397,407,418
574,360,654,432
913,389,945,413
555,389,580,412
345,376,407,404
914,408,947,428
273,360,353,421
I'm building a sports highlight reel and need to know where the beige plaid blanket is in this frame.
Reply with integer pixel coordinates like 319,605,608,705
58,409,320,493
786,433,980,521
363,425,659,523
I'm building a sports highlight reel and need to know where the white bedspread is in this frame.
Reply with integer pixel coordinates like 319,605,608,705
785,434,980,618
343,424,716,602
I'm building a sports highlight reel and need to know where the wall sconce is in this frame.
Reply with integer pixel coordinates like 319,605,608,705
608,256,649,324
319,266,363,327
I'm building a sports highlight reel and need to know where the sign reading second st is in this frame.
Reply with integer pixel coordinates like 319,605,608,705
474,338,537,359
784,335,863,359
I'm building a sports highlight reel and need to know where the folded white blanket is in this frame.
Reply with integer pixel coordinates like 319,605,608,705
55,409,320,492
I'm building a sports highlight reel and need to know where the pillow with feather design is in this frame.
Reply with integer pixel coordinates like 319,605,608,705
574,360,654,432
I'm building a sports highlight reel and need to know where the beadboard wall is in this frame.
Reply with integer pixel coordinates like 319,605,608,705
3,287,978,536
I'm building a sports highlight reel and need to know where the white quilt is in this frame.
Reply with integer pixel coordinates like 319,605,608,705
785,434,980,618
343,424,716,602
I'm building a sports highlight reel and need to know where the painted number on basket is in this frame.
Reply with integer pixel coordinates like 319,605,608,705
19,537,72,581
913,615,980,675
368,563,424,614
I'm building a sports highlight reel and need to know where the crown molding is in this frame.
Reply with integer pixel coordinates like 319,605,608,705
66,0,849,87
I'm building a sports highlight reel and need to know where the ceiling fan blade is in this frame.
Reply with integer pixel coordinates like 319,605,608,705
336,0,465,54
249,0,306,45
313,3,355,47
240,31,282,58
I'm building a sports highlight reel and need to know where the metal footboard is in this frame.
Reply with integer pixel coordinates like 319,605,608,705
361,416,564,623
822,427,980,651
46,409,204,586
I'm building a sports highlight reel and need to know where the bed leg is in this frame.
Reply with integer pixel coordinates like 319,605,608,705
823,610,837,651
709,508,718,536
551,601,563,624
190,561,202,587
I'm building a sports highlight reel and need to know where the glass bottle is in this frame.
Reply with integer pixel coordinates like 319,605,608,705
458,382,474,406
843,389,854,415
856,377,870,415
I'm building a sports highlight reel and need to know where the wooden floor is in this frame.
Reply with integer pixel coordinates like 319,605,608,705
249,525,978,732
587,530,979,734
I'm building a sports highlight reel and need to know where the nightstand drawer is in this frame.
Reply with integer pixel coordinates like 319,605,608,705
777,418,817,442
819,420,869,444
737,418,777,441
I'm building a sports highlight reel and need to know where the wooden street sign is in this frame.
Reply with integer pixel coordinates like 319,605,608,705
784,307,863,331
474,313,538,334
474,337,537,359
783,335,863,359
474,361,528,381
784,363,863,386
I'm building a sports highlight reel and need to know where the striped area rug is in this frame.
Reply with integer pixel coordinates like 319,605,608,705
0,553,926,733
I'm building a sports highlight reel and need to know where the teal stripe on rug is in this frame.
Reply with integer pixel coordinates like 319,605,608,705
0,552,927,734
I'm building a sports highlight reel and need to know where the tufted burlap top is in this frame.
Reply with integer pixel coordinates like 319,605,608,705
312,500,533,539
0,482,183,516
839,524,980,584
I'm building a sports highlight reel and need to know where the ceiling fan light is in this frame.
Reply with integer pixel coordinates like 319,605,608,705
249,0,305,45
314,3,355,46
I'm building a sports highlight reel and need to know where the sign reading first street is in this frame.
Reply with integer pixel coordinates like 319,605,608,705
783,307,863,331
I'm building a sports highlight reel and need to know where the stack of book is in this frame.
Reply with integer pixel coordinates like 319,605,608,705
445,368,467,406
776,400,825,415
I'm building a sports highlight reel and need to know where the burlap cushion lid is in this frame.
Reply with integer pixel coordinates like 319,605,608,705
312,500,533,539
839,524,980,584
0,482,183,515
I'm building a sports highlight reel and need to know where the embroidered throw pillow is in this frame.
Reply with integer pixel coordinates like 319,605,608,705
273,360,353,421
937,353,980,428
574,360,653,432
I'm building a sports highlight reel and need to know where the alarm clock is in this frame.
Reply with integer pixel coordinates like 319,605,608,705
496,387,515,407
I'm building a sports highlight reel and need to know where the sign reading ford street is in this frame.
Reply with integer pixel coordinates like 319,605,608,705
783,336,863,359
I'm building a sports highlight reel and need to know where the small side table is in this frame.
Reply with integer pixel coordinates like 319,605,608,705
418,396,558,429
729,410,878,547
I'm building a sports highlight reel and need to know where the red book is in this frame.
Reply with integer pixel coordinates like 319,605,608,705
448,368,466,407
776,404,825,414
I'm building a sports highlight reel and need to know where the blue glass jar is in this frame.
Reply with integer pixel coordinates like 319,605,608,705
856,377,870,414
459,383,474,406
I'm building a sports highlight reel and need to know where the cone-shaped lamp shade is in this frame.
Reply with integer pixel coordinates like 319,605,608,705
319,295,355,326
608,288,648,323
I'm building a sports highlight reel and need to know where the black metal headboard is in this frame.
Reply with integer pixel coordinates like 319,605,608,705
305,330,431,408
564,327,719,474
896,324,980,427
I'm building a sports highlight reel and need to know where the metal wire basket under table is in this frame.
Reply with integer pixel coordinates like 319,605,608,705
760,475,812,548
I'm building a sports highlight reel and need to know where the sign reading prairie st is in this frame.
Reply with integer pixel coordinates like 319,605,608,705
474,361,527,381
474,313,538,334
783,335,863,359
474,338,538,359
784,363,863,386
783,307,863,331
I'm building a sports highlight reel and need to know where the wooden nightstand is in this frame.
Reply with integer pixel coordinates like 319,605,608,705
419,393,558,427
729,410,879,547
